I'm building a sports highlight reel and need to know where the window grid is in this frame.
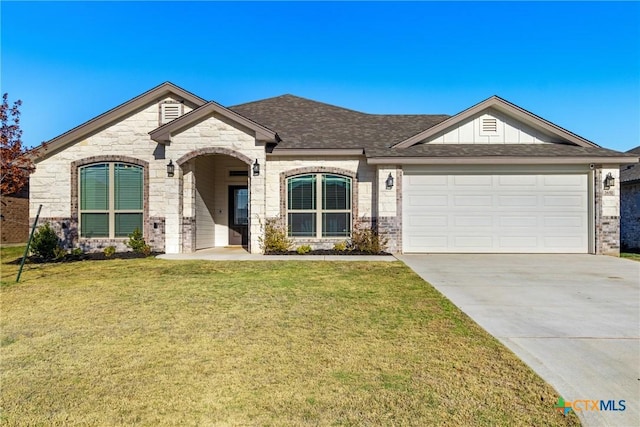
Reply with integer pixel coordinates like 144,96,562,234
79,163,143,238
287,174,351,238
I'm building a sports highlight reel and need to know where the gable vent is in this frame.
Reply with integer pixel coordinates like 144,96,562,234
160,103,183,124
481,117,498,133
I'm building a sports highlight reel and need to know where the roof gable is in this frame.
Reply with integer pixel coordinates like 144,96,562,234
392,96,598,149
31,82,207,161
149,100,278,143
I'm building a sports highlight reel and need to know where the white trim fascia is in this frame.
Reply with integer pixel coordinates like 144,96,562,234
367,156,636,165
268,149,365,157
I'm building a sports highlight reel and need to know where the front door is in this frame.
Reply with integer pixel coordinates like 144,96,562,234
228,186,248,246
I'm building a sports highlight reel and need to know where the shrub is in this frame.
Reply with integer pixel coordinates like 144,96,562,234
104,246,116,258
296,245,312,254
333,241,348,252
259,218,292,254
348,222,388,254
53,246,67,260
30,222,61,259
70,248,83,257
126,228,151,256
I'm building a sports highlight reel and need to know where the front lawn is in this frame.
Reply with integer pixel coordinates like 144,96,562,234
0,247,578,426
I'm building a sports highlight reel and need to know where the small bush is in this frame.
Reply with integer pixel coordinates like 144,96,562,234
296,245,312,254
30,223,61,259
126,228,151,256
53,246,67,260
104,246,116,258
259,218,292,254
333,241,348,252
348,222,388,254
70,248,83,257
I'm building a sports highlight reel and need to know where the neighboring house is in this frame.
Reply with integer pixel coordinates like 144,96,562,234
29,82,638,255
1,183,29,244
621,146,640,251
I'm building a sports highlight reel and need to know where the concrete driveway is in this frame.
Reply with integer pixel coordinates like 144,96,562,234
397,254,639,427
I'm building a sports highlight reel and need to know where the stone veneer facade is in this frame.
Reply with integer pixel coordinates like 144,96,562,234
594,167,621,255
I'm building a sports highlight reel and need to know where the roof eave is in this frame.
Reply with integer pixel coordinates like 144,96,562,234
31,82,207,162
268,148,365,157
367,156,637,165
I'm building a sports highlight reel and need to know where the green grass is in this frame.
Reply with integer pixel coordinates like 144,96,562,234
0,248,579,426
621,252,640,262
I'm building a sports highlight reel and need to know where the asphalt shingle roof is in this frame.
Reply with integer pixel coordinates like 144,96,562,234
367,143,638,158
230,94,637,161
230,94,449,150
621,146,640,183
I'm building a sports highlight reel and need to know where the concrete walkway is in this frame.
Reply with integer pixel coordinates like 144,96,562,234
398,254,640,427
157,247,396,261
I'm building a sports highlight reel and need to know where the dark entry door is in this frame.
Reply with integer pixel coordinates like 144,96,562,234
228,186,248,246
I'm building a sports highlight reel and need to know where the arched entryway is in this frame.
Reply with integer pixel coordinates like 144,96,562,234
177,148,254,252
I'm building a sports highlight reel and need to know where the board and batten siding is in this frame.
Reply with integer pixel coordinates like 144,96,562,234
423,108,556,145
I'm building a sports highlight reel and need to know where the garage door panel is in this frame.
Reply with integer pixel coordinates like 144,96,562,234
544,216,584,228
499,236,539,248
454,175,492,185
453,195,492,207
454,216,492,227
498,195,538,207
499,216,538,227
543,195,585,208
407,215,448,227
403,171,588,253
498,175,537,186
544,236,586,248
454,236,493,247
407,194,448,207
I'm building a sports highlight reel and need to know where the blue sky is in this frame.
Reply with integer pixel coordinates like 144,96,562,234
1,1,639,152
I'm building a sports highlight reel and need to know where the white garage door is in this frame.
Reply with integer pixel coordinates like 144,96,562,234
402,167,589,253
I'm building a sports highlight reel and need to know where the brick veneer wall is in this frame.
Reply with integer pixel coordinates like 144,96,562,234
621,182,640,251
1,186,29,244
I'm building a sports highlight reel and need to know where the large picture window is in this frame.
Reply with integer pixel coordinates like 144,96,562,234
79,163,143,238
287,174,351,238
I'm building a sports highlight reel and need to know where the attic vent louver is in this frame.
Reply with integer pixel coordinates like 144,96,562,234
160,103,183,124
481,117,498,133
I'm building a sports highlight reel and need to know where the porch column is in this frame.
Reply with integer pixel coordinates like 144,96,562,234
164,170,183,254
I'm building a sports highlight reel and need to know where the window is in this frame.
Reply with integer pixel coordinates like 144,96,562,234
79,163,143,238
287,174,351,237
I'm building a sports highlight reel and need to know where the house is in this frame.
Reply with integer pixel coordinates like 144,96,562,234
621,146,640,251
1,183,29,244
29,82,638,255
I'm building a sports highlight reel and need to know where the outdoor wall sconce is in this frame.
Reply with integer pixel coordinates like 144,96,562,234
253,159,260,176
603,172,615,189
166,160,175,177
386,173,394,190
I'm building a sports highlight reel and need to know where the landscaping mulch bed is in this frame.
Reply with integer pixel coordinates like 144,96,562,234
8,252,163,265
266,249,390,256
